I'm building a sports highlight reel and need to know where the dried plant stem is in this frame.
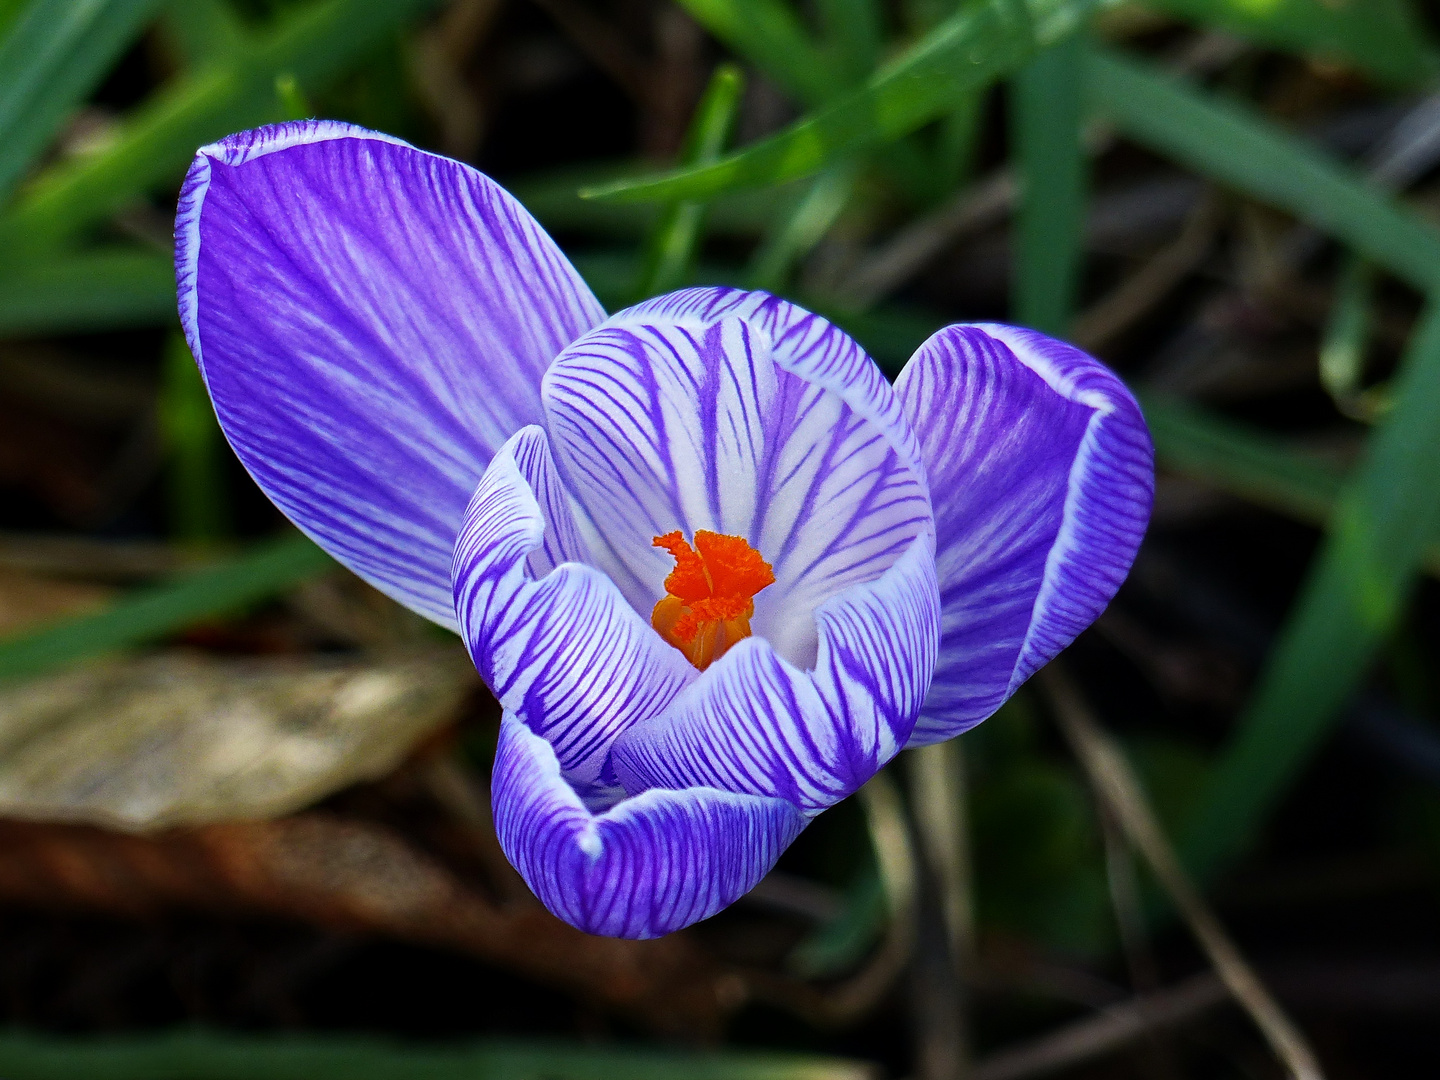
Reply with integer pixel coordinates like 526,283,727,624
909,740,976,1079
1040,665,1325,1080
909,739,976,967
971,972,1226,1080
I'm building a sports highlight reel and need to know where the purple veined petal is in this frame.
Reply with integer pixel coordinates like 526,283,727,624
609,532,940,815
453,427,696,804
493,713,807,938
894,324,1153,747
541,288,934,670
176,120,605,628
614,287,927,482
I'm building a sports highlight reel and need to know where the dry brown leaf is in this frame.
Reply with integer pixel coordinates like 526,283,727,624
0,649,477,830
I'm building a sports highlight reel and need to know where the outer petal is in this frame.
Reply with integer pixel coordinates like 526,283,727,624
453,427,696,803
493,714,807,938
542,288,933,669
177,121,605,627
610,532,940,815
895,324,1153,746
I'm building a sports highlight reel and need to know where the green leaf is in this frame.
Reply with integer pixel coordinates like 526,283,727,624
744,164,856,291
0,1030,874,1080
1139,392,1342,530
1010,30,1086,334
0,0,164,202
160,331,230,543
0,0,440,264
0,248,175,336
1085,46,1440,293
676,0,837,106
1143,0,1438,88
818,0,884,85
158,0,247,69
635,63,745,299
0,534,335,683
1179,296,1440,883
582,0,1040,205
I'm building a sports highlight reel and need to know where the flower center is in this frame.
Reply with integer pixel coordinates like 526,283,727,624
651,530,776,671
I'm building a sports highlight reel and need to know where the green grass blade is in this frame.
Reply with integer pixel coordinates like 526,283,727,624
0,1030,875,1080
160,332,230,543
0,248,174,335
0,0,163,201
745,163,855,291
676,0,837,106
1139,393,1342,527
1086,47,1440,293
1010,31,1085,334
0,534,334,683
635,64,744,298
1145,0,1438,88
1178,296,1440,883
818,0,883,85
1318,254,1376,413
159,0,246,69
582,0,1039,205
0,0,440,264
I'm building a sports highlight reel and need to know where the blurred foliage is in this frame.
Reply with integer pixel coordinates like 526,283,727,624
4,0,1440,1073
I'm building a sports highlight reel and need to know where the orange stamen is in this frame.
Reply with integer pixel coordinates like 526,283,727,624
651,530,775,670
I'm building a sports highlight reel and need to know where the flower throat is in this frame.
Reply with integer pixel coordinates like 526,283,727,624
651,530,775,670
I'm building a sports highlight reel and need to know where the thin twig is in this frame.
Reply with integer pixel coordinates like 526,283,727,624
748,770,918,1027
971,972,1227,1080
909,739,975,1079
1040,665,1326,1080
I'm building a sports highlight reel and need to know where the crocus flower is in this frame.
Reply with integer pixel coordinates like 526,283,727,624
176,121,1153,939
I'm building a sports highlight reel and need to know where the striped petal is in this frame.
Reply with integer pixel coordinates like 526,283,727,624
176,121,605,628
453,427,696,804
895,324,1153,746
542,287,933,670
493,714,807,938
610,531,940,814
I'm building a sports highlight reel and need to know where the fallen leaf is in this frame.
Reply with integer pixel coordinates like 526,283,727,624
0,649,477,830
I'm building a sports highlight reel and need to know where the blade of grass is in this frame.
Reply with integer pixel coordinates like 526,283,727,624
581,0,1045,205
1010,30,1086,334
634,63,744,299
0,533,334,683
1145,0,1437,88
159,0,247,69
1086,46,1440,293
1318,254,1385,420
160,331,230,544
744,163,855,291
1179,296,1440,883
818,0,883,86
0,248,174,335
0,1030,876,1080
0,0,440,264
0,0,163,202
676,0,836,107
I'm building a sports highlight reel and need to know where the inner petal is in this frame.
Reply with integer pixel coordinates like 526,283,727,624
541,307,932,669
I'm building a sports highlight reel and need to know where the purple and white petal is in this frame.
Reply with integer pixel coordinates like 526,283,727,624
894,324,1152,746
610,532,940,814
542,290,933,669
494,714,807,938
453,427,696,804
176,120,605,627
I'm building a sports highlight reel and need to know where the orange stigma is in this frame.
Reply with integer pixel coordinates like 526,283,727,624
651,530,775,670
